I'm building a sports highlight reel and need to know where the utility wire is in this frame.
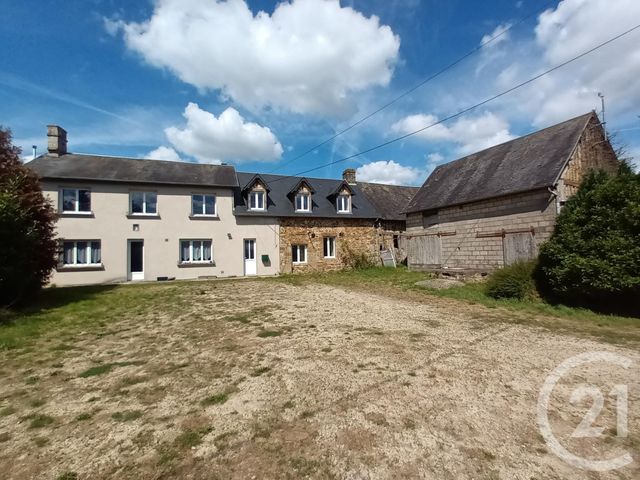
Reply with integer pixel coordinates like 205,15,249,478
266,0,557,175
266,22,640,183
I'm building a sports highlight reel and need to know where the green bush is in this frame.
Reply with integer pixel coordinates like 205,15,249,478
486,260,537,300
341,244,377,270
536,163,640,315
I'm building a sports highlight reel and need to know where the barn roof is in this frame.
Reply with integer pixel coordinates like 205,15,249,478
357,182,420,221
404,112,597,213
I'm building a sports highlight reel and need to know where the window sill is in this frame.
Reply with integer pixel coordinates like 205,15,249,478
127,213,161,219
189,215,219,220
248,209,267,212
58,212,94,218
337,211,352,215
57,264,104,272
323,256,337,260
292,262,307,265
177,261,216,268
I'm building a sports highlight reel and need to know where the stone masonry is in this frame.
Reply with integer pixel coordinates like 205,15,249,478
279,217,377,274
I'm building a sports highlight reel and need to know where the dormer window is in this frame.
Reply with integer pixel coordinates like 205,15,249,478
295,192,311,212
337,194,351,213
249,191,265,211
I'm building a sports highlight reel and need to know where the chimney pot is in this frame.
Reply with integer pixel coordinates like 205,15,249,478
342,168,356,185
47,125,68,156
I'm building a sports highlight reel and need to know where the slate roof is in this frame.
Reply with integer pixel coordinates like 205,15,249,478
27,153,239,188
404,112,596,213
357,182,420,221
234,172,380,219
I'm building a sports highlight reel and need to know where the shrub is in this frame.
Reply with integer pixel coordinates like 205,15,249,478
536,163,640,315
0,128,57,308
341,243,377,270
486,260,537,300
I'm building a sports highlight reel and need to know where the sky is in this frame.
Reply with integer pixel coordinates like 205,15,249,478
1,0,639,185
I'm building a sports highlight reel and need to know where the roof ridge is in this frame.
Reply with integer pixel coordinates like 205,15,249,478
65,152,234,168
430,111,595,174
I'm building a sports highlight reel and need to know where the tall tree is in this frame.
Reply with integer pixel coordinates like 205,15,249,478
0,128,58,307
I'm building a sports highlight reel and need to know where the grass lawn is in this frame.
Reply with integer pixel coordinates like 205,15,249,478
0,273,638,479
271,266,640,345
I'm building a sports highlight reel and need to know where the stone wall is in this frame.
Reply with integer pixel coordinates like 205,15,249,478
558,115,619,201
407,189,557,271
279,217,377,273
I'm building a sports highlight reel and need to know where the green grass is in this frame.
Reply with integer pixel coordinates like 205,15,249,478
0,283,189,351
26,413,55,429
250,366,271,377
0,406,16,417
175,426,213,449
78,360,145,378
271,267,639,344
200,392,230,406
257,329,282,338
111,410,143,422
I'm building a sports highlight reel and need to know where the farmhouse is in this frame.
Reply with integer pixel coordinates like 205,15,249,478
28,126,415,285
404,111,619,272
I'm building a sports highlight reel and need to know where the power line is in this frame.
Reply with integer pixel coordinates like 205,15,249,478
266,0,557,175
267,22,640,183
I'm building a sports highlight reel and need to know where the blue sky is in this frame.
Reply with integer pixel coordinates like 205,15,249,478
1,0,639,185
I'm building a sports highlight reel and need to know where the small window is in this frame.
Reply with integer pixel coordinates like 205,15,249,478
295,192,311,212
61,188,91,213
292,244,307,264
337,194,351,213
130,191,157,215
249,191,265,210
192,194,216,216
62,240,101,266
180,240,213,263
323,237,336,258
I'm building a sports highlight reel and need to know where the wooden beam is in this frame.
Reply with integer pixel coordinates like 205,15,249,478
476,227,535,238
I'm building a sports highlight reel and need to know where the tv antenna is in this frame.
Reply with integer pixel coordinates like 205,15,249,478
598,92,607,141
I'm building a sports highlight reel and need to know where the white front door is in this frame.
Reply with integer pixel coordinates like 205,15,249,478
244,239,257,276
128,240,144,281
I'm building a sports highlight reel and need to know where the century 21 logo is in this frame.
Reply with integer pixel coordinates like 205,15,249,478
537,352,634,472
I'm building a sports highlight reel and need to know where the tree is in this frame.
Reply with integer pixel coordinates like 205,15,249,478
0,128,58,307
536,163,640,315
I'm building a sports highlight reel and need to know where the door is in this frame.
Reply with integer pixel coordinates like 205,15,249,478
244,239,257,276
128,240,144,281
503,232,537,265
407,235,442,268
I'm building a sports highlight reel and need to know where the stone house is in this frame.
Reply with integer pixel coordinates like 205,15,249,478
234,171,381,273
403,111,619,272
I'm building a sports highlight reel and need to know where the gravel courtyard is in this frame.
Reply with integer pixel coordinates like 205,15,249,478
0,278,638,479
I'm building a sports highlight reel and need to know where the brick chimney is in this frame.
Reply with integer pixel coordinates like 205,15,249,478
342,168,356,185
47,125,67,156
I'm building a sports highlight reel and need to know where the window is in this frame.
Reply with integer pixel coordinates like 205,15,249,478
249,191,265,210
130,191,157,215
61,188,91,213
62,241,101,266
323,237,336,258
192,194,216,216
180,240,212,263
337,194,351,213
292,244,307,264
295,192,311,212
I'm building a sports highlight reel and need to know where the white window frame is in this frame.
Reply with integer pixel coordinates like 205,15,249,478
292,244,307,264
249,191,266,211
295,192,311,212
129,191,158,216
337,194,351,213
191,194,217,217
323,236,336,258
61,188,91,214
61,240,102,266
179,239,213,264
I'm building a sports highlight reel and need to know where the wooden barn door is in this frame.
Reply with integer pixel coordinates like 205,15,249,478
407,235,442,268
503,232,537,265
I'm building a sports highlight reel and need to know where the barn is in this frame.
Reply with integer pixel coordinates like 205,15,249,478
403,111,619,273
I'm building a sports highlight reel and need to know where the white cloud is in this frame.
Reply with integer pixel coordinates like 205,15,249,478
391,111,514,156
146,146,182,162
112,0,400,117
164,102,283,163
356,160,422,185
481,23,511,47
